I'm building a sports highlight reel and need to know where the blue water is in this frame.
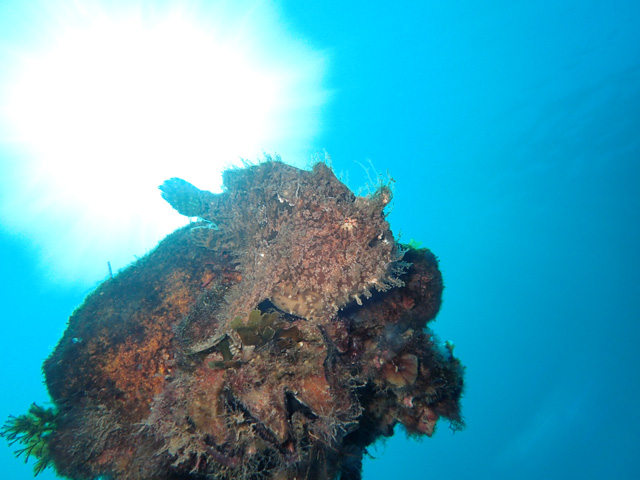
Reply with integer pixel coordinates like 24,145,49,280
1,1,639,479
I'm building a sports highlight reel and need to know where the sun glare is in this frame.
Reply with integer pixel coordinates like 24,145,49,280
0,1,327,284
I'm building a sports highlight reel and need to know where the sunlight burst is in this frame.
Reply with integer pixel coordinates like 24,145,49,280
0,1,327,284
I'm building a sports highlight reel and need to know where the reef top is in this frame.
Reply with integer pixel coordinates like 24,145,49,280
160,159,406,352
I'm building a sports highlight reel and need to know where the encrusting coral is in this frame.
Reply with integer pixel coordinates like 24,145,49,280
3,157,464,479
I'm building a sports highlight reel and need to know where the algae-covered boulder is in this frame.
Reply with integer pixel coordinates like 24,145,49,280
2,158,464,480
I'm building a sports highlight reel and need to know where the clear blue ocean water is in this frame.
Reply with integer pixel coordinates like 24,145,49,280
1,1,639,479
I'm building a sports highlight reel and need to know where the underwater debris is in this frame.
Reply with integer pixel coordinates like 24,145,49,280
3,157,464,480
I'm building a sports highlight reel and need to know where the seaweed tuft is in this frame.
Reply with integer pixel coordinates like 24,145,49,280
1,403,57,475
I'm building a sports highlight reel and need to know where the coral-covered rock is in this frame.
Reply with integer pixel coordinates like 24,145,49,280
5,158,464,480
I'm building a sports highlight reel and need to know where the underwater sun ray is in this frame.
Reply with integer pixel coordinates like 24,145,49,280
0,0,328,285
